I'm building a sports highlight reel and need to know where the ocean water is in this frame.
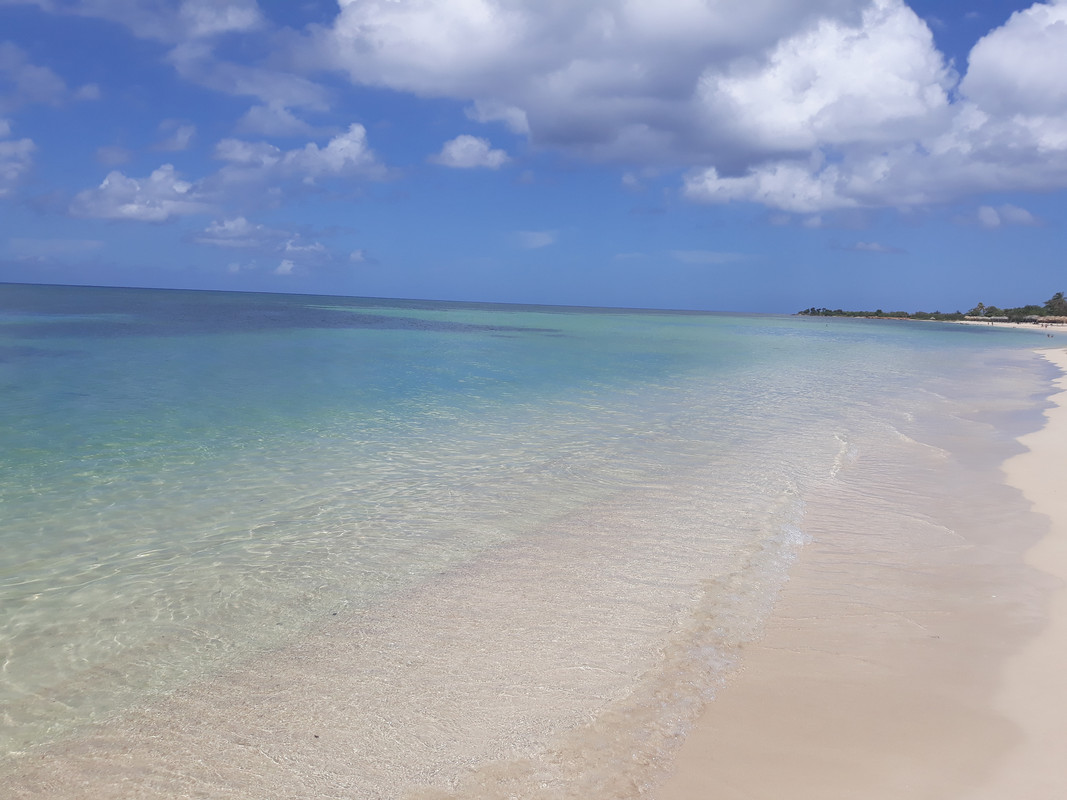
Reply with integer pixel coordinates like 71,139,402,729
0,283,1058,798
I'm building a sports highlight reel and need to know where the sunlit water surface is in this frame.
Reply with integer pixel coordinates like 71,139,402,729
0,284,1058,797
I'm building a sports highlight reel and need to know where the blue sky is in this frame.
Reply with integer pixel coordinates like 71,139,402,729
1,0,1064,312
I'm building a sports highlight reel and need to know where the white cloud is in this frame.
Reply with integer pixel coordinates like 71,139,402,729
349,249,366,263
193,216,349,271
430,134,510,169
194,216,285,247
167,41,330,111
0,40,70,111
74,127,383,227
281,124,380,178
977,203,1039,229
0,40,99,112
848,241,903,254
214,138,282,167
283,238,326,254
156,120,197,151
14,0,1067,217
701,0,953,153
516,230,556,249
4,1,316,151
236,104,316,137
179,0,263,38
0,133,35,197
307,0,1067,212
313,0,860,165
213,125,384,185
961,2,1067,118
70,164,210,221
465,101,529,134
999,203,1039,225
977,205,1001,229
684,160,856,214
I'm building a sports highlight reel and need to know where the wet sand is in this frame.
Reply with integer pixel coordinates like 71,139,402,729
656,348,1067,800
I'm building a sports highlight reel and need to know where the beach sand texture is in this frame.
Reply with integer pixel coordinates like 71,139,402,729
657,347,1067,800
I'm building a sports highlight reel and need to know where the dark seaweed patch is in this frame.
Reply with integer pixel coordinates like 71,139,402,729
1,284,562,340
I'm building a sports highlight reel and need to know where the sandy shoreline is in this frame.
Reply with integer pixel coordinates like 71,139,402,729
949,319,1064,337
964,348,1067,798
656,347,1067,800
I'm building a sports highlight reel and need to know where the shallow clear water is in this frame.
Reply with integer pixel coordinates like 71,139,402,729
0,284,1058,796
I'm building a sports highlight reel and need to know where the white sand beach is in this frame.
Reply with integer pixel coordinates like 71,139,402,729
656,347,1067,799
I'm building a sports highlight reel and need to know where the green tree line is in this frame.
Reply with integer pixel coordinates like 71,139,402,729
798,292,1067,322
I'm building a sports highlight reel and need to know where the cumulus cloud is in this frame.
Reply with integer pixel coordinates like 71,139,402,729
311,0,944,168
961,2,1067,118
684,160,856,213
192,215,351,272
429,135,510,169
70,164,210,221
15,0,1067,217
194,216,285,247
282,124,380,178
701,0,954,152
311,0,863,164
69,125,385,227
304,0,1067,212
689,1,1067,211
214,124,383,182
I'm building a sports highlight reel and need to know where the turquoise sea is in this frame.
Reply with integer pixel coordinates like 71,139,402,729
0,283,1059,798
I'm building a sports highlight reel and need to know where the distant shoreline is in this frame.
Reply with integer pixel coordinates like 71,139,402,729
947,319,1062,334
803,314,1064,334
